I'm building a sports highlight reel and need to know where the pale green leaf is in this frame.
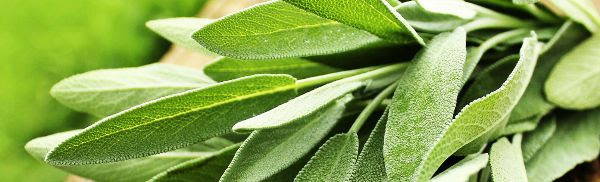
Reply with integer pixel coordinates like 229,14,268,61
46,75,298,165
146,17,215,55
526,109,600,182
384,28,466,181
193,1,384,59
283,0,424,44
547,0,600,32
545,32,600,110
233,64,405,132
430,154,489,182
149,144,240,182
502,114,542,135
509,21,589,123
50,63,214,117
350,110,388,182
25,130,235,182
294,133,359,182
397,1,472,33
203,57,342,82
415,0,478,19
219,95,351,181
521,117,556,162
513,0,539,5
490,137,528,182
398,34,541,181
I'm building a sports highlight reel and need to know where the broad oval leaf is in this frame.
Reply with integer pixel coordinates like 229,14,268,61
294,133,359,182
146,17,215,54
545,32,600,110
46,75,298,165
430,154,489,182
397,1,473,33
400,34,541,181
490,137,528,182
50,63,214,117
219,95,351,181
25,130,236,182
521,116,556,162
547,0,600,32
384,28,466,181
204,57,342,82
350,110,388,182
193,1,384,59
283,0,424,44
525,109,600,182
415,0,477,19
149,144,240,182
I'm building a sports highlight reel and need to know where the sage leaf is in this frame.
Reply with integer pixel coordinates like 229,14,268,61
146,18,215,54
490,137,528,182
219,95,352,181
521,117,556,162
502,114,542,135
545,32,600,110
513,0,539,4
384,28,466,181
430,154,489,182
350,110,388,182
204,57,342,82
396,34,540,181
294,133,359,182
525,109,600,182
547,0,600,32
509,21,588,123
397,1,473,33
415,0,477,19
25,130,236,182
50,63,214,117
233,64,405,132
46,75,298,165
149,144,240,182
193,1,384,59
283,0,424,44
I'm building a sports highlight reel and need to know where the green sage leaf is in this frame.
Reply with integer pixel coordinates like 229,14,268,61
430,154,489,182
384,28,466,181
50,63,214,117
193,1,384,59
350,109,388,182
146,17,215,54
396,1,473,33
547,0,600,32
219,95,352,181
525,109,600,182
203,57,342,82
521,116,556,162
25,130,235,182
545,32,600,110
294,133,359,182
489,137,528,182
415,0,477,19
46,75,297,165
283,0,424,44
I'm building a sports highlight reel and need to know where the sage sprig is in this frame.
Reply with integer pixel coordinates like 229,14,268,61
27,0,600,181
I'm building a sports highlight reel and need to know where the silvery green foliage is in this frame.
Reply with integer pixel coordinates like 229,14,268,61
27,0,600,181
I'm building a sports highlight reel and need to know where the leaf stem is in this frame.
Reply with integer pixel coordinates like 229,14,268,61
348,82,397,133
479,28,532,52
295,66,378,90
521,4,560,24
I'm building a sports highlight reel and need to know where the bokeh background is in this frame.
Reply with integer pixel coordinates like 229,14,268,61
0,0,206,180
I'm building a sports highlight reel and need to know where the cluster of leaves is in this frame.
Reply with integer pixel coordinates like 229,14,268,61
25,0,599,181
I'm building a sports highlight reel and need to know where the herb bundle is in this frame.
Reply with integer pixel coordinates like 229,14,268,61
26,0,600,181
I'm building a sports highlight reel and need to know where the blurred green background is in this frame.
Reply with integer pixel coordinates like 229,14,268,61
0,0,205,180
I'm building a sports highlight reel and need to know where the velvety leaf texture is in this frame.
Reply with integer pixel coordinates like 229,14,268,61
204,57,342,82
384,28,466,181
146,17,216,54
547,0,600,32
193,1,384,59
430,154,489,182
521,117,556,162
490,138,528,182
350,110,388,182
294,133,359,182
525,109,600,182
219,95,351,181
545,32,600,110
397,1,473,33
50,63,215,117
46,75,297,165
283,0,424,44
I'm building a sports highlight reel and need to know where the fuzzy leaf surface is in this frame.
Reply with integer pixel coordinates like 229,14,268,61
350,110,388,182
146,18,215,54
219,95,351,181
526,109,600,182
193,1,384,59
545,32,600,110
397,1,472,33
521,117,556,162
294,133,359,182
547,0,600,32
25,130,235,182
46,75,297,165
283,0,424,44
490,138,528,182
430,154,489,182
384,28,466,181
50,63,214,117
204,57,342,82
